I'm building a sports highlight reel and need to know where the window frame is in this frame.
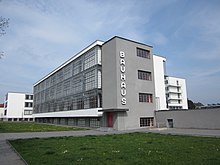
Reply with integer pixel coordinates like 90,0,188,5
138,70,152,81
137,48,150,59
25,102,33,108
140,117,154,127
139,93,153,103
24,110,33,115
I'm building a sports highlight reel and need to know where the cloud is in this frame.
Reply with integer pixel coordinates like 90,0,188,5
152,32,168,45
0,0,220,105
190,67,220,78
1,1,82,45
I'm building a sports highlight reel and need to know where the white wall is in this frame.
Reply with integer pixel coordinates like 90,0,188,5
33,108,103,118
4,93,33,119
153,55,167,110
0,107,4,119
166,76,188,109
6,93,25,118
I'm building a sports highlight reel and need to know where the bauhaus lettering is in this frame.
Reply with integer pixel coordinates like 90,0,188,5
119,51,126,105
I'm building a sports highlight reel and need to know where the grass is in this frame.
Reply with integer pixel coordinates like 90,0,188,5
9,132,220,165
0,122,87,133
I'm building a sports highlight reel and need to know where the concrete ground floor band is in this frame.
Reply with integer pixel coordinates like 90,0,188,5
35,108,220,130
101,111,155,130
35,117,101,128
2,118,34,122
34,111,155,130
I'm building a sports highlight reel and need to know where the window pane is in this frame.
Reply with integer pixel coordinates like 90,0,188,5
139,93,153,103
140,117,154,127
138,70,151,81
137,48,150,59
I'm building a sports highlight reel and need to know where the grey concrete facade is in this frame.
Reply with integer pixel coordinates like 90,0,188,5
102,37,156,130
155,108,220,129
33,36,159,131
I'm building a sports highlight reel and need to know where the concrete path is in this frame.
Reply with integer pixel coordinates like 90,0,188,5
0,140,24,165
1,128,220,165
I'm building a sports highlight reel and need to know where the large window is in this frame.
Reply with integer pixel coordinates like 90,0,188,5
72,77,83,94
56,69,63,83
63,64,72,80
24,110,32,115
33,46,101,114
85,70,96,91
84,49,96,70
139,93,153,103
138,70,152,81
63,79,71,96
137,48,150,59
140,117,154,127
56,82,63,97
90,118,100,128
25,102,33,107
25,95,33,100
73,59,82,75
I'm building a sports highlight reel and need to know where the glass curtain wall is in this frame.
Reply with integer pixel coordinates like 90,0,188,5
33,46,102,114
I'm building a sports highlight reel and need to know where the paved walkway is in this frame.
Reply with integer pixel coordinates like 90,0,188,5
1,128,220,165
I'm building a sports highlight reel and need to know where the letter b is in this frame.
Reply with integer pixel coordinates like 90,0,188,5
120,51,125,58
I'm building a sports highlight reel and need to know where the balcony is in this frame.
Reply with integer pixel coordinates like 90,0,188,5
167,89,181,94
168,103,183,107
168,97,182,101
166,84,181,87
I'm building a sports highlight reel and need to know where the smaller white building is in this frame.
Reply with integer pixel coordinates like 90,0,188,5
153,55,188,110
0,104,4,120
3,92,34,121
165,76,188,109
153,55,167,110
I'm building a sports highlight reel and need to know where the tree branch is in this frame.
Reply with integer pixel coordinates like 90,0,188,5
0,16,9,36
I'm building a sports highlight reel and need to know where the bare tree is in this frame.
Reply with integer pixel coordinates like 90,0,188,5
0,51,4,59
0,16,9,59
0,16,9,36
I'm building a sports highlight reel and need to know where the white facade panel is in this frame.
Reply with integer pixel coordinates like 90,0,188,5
0,107,4,119
3,92,34,120
7,93,25,118
33,108,103,118
165,76,188,109
153,55,167,110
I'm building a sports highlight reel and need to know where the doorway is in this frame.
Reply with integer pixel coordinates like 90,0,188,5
107,112,113,127
167,119,174,128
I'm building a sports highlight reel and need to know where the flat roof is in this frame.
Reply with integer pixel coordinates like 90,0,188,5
153,54,166,60
165,75,186,80
34,36,153,86
34,40,104,86
6,92,33,95
103,36,153,48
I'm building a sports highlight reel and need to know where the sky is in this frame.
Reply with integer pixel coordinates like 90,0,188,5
0,0,220,105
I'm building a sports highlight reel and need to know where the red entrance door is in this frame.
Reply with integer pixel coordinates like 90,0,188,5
107,112,113,127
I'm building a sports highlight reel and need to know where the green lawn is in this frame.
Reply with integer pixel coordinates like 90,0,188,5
9,132,220,165
0,122,87,133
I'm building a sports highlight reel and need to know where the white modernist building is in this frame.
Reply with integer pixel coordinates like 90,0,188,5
165,76,188,109
153,55,188,110
3,92,34,121
33,36,188,130
0,104,4,120
153,55,167,110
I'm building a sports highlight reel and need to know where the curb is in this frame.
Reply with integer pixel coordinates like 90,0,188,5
6,140,28,165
